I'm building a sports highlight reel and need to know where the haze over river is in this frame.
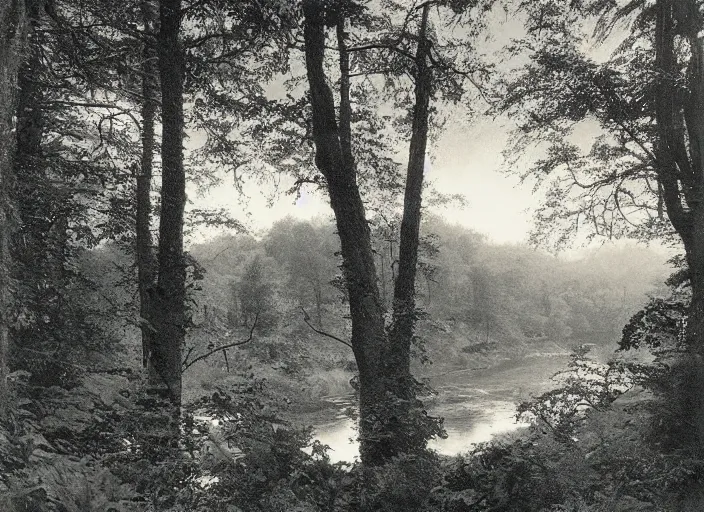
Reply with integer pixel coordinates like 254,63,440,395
304,354,571,463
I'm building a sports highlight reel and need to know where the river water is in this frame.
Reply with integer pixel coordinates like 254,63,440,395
303,354,570,463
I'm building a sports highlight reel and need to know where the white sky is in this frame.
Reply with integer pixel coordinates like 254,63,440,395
188,111,535,244
428,116,534,244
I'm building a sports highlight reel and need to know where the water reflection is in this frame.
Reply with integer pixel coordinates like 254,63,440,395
430,401,527,455
312,398,527,463
308,356,570,463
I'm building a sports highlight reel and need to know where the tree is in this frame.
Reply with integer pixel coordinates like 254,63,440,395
47,0,292,384
2,0,166,382
1,0,151,395
265,217,340,329
501,0,704,449
387,2,433,398
137,0,158,368
148,0,185,405
0,0,26,416
300,0,488,465
499,2,666,249
302,0,393,465
651,0,704,448
236,254,276,329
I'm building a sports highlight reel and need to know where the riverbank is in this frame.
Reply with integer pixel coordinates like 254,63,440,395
281,339,576,416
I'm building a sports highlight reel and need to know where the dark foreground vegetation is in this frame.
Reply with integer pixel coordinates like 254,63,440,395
0,218,694,511
3,0,704,511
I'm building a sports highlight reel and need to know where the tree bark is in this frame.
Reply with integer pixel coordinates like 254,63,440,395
302,2,391,465
378,249,387,307
314,282,323,328
655,0,704,453
0,0,25,417
149,0,184,406
14,0,42,183
138,0,158,368
13,0,51,370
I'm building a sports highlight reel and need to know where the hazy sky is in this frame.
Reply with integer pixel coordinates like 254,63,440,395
428,116,535,243
189,21,539,244
190,111,537,244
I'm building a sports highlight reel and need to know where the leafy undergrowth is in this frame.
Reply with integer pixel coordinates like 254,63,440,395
0,368,355,512
0,369,141,511
426,348,704,512
3,348,704,511
433,396,700,511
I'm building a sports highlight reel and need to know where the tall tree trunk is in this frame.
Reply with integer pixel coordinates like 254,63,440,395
304,1,444,466
685,230,704,452
14,0,43,211
388,2,432,393
149,0,184,406
303,2,390,466
425,275,432,306
379,250,387,307
0,0,25,417
138,0,158,368
13,0,53,374
655,0,704,452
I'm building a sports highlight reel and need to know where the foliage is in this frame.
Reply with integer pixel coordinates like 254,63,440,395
516,346,651,440
617,276,704,454
496,0,673,249
430,356,702,511
424,217,668,348
360,451,443,512
109,377,353,512
264,217,342,328
620,290,688,352
0,368,141,512
0,367,358,512
234,254,278,331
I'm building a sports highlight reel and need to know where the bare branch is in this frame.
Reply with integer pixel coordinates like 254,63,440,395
182,314,258,372
300,307,352,350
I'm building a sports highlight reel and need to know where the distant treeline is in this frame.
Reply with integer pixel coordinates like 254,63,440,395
188,215,670,358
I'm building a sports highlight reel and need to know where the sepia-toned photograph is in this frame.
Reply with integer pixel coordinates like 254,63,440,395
0,0,700,510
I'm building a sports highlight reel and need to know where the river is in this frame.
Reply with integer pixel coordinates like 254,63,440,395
301,354,571,463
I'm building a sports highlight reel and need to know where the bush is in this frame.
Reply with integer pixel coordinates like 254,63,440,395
427,341,704,512
360,452,442,512
107,376,355,512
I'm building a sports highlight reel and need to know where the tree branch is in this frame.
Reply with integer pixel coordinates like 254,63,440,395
182,314,258,371
300,307,352,349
